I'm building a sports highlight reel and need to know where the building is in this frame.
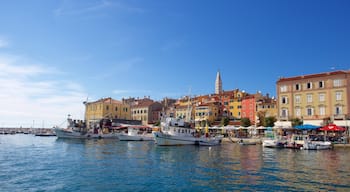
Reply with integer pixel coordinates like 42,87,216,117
241,95,256,125
84,97,131,127
194,101,220,124
276,70,350,126
131,99,163,125
215,71,223,94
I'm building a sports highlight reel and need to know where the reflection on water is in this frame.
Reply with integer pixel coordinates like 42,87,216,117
1,135,350,191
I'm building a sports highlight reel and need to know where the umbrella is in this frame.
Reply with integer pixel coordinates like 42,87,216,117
294,124,320,130
319,124,346,131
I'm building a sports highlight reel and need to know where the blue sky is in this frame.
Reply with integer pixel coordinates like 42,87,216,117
0,0,349,127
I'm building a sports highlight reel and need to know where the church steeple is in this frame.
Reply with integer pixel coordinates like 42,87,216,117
215,71,222,94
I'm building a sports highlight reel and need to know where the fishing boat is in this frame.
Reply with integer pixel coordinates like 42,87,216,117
117,125,154,141
153,117,223,146
54,117,119,139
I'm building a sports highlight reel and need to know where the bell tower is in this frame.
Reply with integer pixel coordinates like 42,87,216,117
215,71,222,94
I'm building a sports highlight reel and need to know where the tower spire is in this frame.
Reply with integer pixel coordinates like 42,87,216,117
215,71,222,94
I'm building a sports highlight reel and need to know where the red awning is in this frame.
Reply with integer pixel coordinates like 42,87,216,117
319,124,346,131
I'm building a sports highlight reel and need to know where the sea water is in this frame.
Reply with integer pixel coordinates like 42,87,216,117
1,134,350,192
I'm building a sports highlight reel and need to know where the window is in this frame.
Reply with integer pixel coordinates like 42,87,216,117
295,108,301,117
319,81,324,88
306,82,312,89
281,96,288,104
319,106,325,116
106,106,109,110
333,79,342,87
115,107,118,111
335,106,342,115
336,91,342,101
319,93,325,102
295,95,301,104
307,94,313,103
306,107,313,116
281,109,288,118
295,83,300,91
280,85,287,92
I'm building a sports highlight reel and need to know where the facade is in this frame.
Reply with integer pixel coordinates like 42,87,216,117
276,70,350,125
84,97,131,127
131,100,163,125
194,102,220,123
223,89,246,119
256,94,277,118
241,95,256,125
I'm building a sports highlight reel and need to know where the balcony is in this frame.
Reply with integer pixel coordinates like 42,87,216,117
279,116,289,121
333,114,346,120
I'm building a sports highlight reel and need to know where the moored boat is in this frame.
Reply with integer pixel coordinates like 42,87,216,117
303,141,332,150
117,125,154,141
262,138,286,148
153,117,223,146
54,117,119,139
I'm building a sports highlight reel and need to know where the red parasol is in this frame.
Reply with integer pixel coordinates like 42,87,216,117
319,124,346,131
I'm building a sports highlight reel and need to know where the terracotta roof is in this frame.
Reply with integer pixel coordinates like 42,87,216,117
133,100,154,108
277,70,350,82
87,97,122,105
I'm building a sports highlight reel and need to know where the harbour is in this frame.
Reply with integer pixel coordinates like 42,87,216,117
1,134,350,191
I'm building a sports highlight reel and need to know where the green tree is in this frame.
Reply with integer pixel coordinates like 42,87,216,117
200,120,207,127
220,117,230,126
240,117,251,127
154,121,160,126
291,118,303,127
256,110,267,127
264,116,277,127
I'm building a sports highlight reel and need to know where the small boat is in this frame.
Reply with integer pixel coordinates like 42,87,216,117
117,126,154,141
54,117,120,139
198,135,223,146
153,117,223,146
303,141,332,150
238,139,258,145
262,138,286,148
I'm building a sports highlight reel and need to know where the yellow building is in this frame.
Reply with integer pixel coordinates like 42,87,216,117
276,70,350,125
131,100,163,125
229,94,244,119
84,97,131,127
195,102,220,124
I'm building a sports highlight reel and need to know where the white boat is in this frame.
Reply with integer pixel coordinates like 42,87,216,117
198,135,223,146
54,117,120,139
153,117,223,146
262,138,286,148
303,141,332,150
238,139,258,145
117,126,154,141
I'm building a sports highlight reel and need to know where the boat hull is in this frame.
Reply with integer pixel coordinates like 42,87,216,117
262,139,285,148
153,131,197,145
117,134,154,141
303,141,332,150
54,128,119,139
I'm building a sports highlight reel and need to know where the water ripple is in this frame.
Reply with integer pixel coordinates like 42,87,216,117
1,135,350,191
